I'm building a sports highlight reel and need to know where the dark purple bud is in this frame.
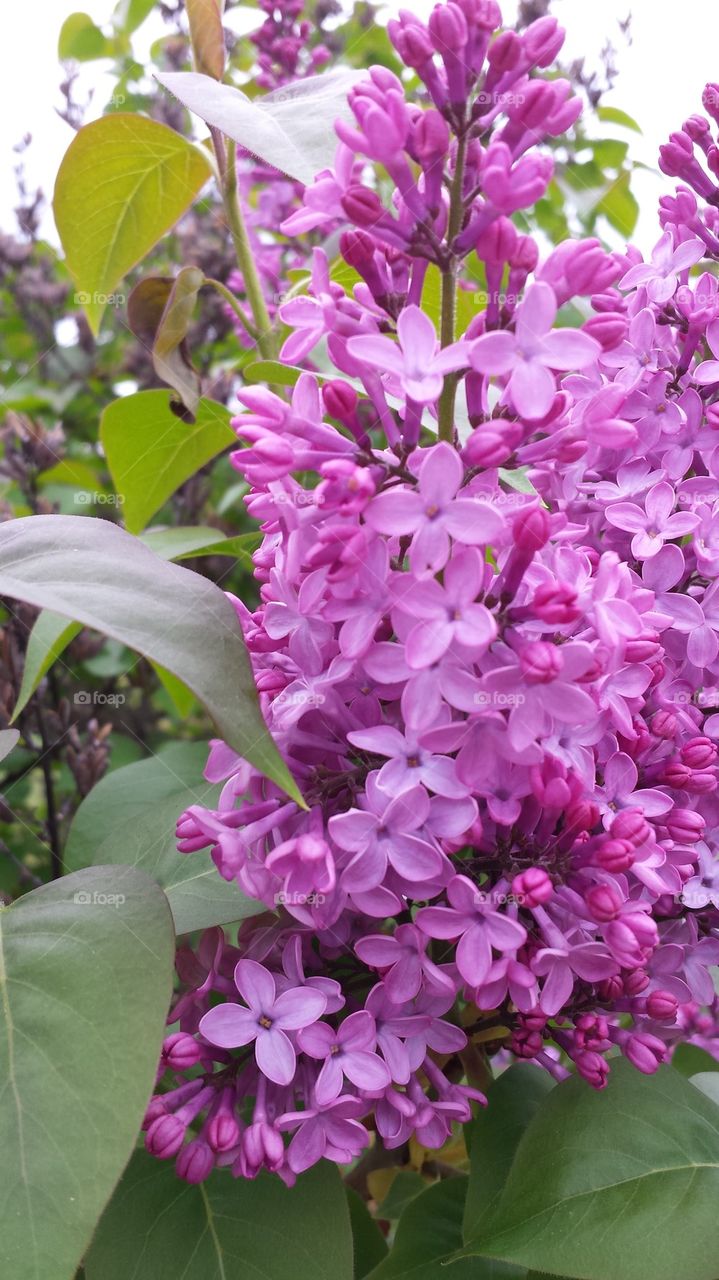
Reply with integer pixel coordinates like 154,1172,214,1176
176,1138,215,1183
532,582,580,624
412,109,450,165
163,1032,202,1072
342,185,386,227
146,1113,187,1159
651,710,677,740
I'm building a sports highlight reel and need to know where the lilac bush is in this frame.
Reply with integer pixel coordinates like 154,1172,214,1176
140,0,719,1189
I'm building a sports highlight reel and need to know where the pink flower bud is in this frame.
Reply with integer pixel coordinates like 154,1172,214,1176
651,710,677,739
665,808,705,842
146,1113,187,1159
646,990,679,1021
610,808,651,846
583,314,627,350
163,1032,203,1072
596,838,635,873
429,3,468,54
513,867,553,906
520,640,562,683
530,583,579,625
585,884,622,923
624,1032,666,1074
575,1050,609,1089
176,1139,214,1184
513,506,550,552
681,736,717,768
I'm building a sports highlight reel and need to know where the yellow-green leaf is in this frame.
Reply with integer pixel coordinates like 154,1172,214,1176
53,114,212,334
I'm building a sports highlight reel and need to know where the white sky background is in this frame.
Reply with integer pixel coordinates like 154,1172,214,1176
1,0,719,254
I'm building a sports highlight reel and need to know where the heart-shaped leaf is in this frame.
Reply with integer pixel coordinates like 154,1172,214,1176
368,1178,512,1280
12,611,82,721
85,1151,354,1279
464,1065,554,1242
155,68,362,185
0,514,300,801
346,1188,388,1278
0,866,175,1280
463,1061,719,1280
65,743,266,933
100,391,235,534
53,114,211,334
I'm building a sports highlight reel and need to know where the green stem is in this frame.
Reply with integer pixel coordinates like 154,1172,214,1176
437,132,468,444
204,277,258,340
220,139,276,360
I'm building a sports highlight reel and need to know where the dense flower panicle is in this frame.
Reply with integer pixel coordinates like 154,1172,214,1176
151,0,719,1185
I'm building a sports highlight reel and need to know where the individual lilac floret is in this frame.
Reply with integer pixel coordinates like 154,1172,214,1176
199,959,326,1085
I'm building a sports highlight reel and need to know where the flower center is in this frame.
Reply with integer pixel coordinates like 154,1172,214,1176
259,1015,273,1029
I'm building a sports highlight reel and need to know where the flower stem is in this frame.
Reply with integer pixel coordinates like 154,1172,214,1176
220,139,276,360
437,132,468,444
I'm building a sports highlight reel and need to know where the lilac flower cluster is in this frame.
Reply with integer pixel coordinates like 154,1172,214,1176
148,0,719,1185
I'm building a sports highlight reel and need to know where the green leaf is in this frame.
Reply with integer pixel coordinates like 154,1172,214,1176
127,269,205,417
151,662,197,716
140,526,259,565
85,1152,354,1279
244,359,305,387
100,391,235,534
464,1065,554,1243
497,468,538,497
0,514,301,802
596,171,639,237
0,866,175,1280
58,12,112,60
155,68,363,185
376,1169,426,1219
368,1178,507,1279
596,105,642,134
692,1073,719,1107
0,729,20,763
671,1043,719,1076
113,0,156,33
12,611,82,721
346,1187,388,1278
53,114,211,334
65,743,264,933
463,1061,719,1280
591,138,629,169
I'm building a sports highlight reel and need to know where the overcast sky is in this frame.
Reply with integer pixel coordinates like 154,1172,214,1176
2,0,719,254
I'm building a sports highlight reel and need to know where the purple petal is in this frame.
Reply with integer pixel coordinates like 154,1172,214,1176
256,1026,296,1085
199,1004,258,1049
234,959,276,1014
273,985,327,1030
